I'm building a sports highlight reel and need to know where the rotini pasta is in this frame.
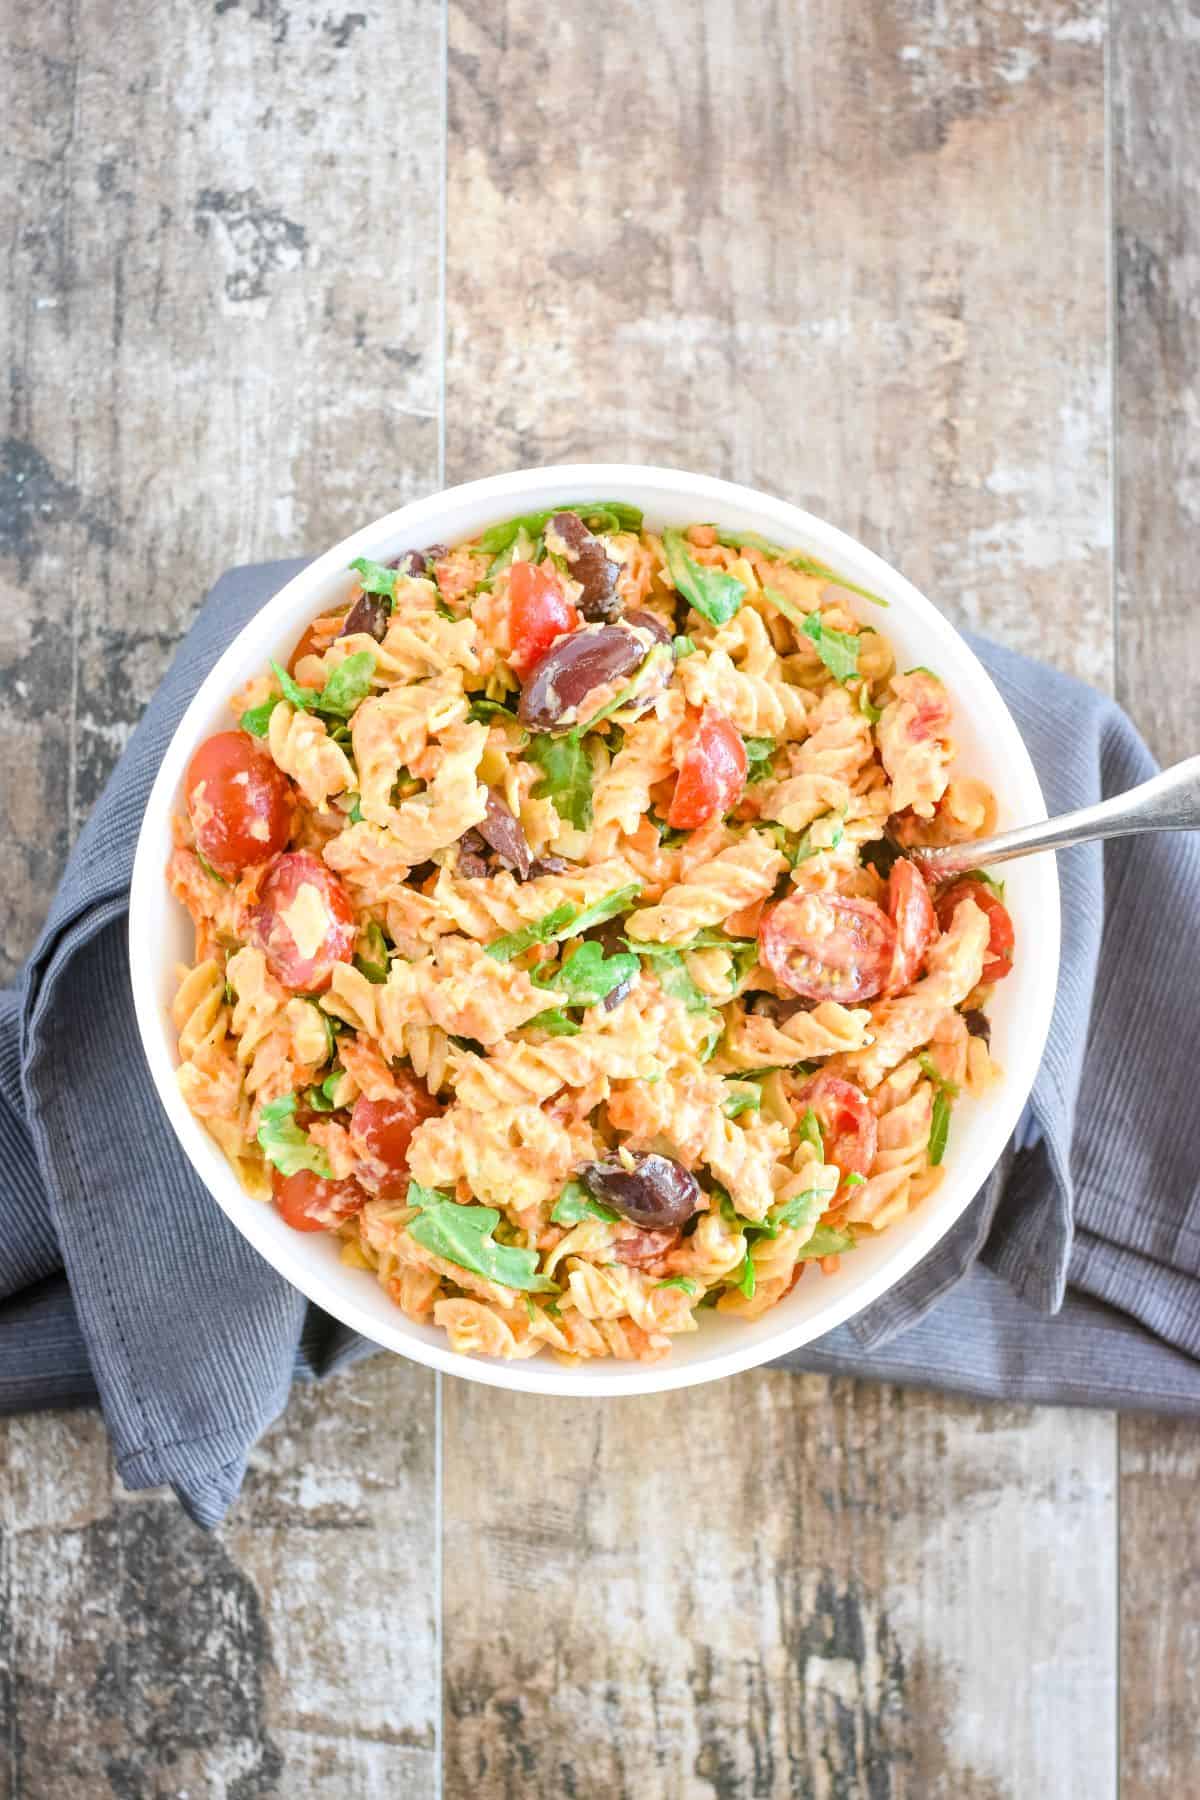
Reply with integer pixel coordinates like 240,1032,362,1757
168,505,1015,1363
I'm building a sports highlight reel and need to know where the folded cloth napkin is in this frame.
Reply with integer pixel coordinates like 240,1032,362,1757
5,559,1200,1526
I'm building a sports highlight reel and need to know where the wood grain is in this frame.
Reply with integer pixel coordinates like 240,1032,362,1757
443,6,1116,1792
1112,4,1200,1787
0,3,444,1795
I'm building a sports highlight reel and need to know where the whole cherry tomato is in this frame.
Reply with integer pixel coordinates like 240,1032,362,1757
185,731,294,880
247,851,357,992
272,1166,368,1232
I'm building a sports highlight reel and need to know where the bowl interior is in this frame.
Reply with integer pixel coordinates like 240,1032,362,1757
129,465,1060,1395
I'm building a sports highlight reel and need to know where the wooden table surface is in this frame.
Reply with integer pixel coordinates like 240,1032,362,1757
1,3,1195,1795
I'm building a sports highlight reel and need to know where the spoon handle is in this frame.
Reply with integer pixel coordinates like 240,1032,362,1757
907,754,1200,880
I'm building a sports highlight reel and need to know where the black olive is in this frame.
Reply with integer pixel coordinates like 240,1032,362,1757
341,593,390,643
476,790,533,880
455,830,491,880
579,1153,702,1229
518,624,646,731
549,511,622,621
528,854,571,878
624,608,673,647
963,1008,991,1044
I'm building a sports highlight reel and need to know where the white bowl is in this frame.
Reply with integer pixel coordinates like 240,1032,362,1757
129,465,1060,1395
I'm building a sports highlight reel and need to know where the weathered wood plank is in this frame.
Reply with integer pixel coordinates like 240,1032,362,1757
443,0,1116,1791
0,1360,439,1800
1112,7,1200,1787
0,3,443,1795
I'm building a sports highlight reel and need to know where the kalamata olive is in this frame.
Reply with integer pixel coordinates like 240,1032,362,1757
476,789,533,879
548,511,622,621
625,608,673,647
518,624,645,730
456,830,491,879
747,991,805,1023
528,854,570,878
601,976,634,1012
963,1008,991,1044
579,1153,702,1229
341,592,390,642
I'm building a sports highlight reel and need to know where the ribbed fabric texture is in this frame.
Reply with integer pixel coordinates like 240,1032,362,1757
3,557,1199,1526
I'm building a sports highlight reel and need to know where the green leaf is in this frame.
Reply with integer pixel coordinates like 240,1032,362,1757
486,901,579,964
662,528,746,627
657,1276,700,1295
843,1172,865,1189
526,1008,582,1036
721,531,888,606
962,867,1006,899
348,556,398,599
568,882,643,935
268,659,315,711
405,1182,558,1292
772,1185,828,1232
648,948,713,1015
798,1107,824,1158
784,809,846,868
552,1180,620,1225
723,1083,762,1118
742,735,776,781
526,732,594,830
801,612,860,683
315,650,376,720
796,1223,856,1260
468,697,523,727
240,696,281,737
857,684,882,725
195,851,227,886
256,1094,333,1179
736,1252,756,1299
672,634,698,659
538,940,639,1008
573,645,671,737
476,502,643,556
760,583,809,630
354,921,390,984
904,666,941,679
346,793,365,824
928,1088,953,1166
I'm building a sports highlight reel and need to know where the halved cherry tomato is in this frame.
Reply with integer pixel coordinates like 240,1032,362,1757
247,851,357,992
884,858,938,995
508,561,580,673
349,1076,443,1199
667,708,748,830
793,1073,878,1179
759,893,896,1003
185,731,294,880
272,1165,368,1232
935,878,1015,983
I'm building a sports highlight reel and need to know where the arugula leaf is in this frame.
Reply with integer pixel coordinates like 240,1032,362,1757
405,1182,558,1291
798,1108,824,1158
928,1088,953,1166
785,810,846,868
476,502,643,556
801,613,860,683
857,684,882,724
240,696,281,737
772,1185,828,1232
742,735,776,781
486,901,578,964
354,921,390,984
195,851,227,886
256,1094,333,1179
736,1252,756,1299
796,1223,856,1260
720,531,888,607
576,645,671,736
315,650,376,719
552,1181,620,1225
657,1276,701,1295
348,556,398,599
468,697,523,727
673,634,698,659
648,948,713,1015
843,1172,865,1189
526,732,594,830
304,1066,348,1114
346,793,365,824
661,528,746,627
526,1008,582,1036
963,867,1006,898
760,583,808,630
569,882,643,934
537,941,639,1008
723,1083,762,1118
270,659,317,710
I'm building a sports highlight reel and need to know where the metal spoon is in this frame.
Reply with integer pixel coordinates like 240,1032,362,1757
904,754,1200,881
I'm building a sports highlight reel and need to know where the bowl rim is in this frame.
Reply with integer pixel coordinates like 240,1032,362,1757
129,462,1061,1396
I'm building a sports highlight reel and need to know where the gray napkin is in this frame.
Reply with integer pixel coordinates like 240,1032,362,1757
4,559,1199,1528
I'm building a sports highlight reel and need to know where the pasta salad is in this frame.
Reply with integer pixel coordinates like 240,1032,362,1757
168,505,1014,1364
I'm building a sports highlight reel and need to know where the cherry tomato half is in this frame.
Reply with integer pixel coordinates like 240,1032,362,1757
185,731,294,881
793,1073,878,1179
349,1076,443,1199
667,708,748,830
883,858,938,996
759,892,896,1004
508,561,580,673
272,1165,368,1232
935,878,1015,983
247,851,357,992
